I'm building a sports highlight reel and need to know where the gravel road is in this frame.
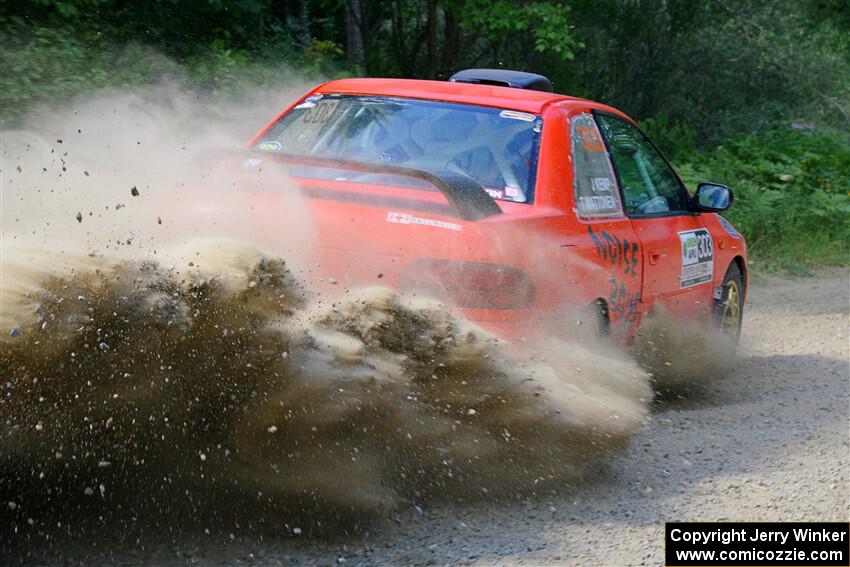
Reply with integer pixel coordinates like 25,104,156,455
7,269,849,566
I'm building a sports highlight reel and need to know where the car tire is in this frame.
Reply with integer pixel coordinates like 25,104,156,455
714,262,744,368
716,263,744,341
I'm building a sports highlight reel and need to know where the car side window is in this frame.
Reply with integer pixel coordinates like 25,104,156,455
595,113,687,216
571,113,623,219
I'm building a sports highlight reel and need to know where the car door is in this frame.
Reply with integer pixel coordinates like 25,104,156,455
594,112,716,317
564,110,644,335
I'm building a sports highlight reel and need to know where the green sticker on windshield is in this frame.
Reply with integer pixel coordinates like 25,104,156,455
258,141,282,152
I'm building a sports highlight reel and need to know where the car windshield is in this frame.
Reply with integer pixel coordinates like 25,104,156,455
255,94,542,203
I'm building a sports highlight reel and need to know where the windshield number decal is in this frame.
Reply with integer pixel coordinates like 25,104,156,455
301,99,340,124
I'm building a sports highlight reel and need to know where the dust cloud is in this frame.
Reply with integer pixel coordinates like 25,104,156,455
1,79,653,546
1,78,317,331
631,306,739,392
0,250,650,525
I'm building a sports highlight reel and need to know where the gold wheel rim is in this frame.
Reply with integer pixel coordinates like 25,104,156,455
722,280,741,335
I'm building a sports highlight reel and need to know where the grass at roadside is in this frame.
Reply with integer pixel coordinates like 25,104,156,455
673,127,850,273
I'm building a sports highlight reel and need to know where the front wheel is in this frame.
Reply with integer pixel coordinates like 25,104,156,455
717,263,744,342
714,263,745,370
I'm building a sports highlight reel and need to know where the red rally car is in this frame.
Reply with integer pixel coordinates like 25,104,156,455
235,69,747,353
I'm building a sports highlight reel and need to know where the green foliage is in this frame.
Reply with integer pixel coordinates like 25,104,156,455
2,0,280,57
460,1,582,60
639,115,698,161
1,0,848,270
304,39,346,74
675,127,850,270
0,23,180,123
554,0,850,144
0,10,343,124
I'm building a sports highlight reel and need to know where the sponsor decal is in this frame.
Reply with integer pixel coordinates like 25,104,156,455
588,226,639,279
242,158,263,167
578,195,618,212
587,227,642,326
575,124,606,152
679,228,714,288
484,188,505,199
386,211,462,232
499,110,535,122
590,177,614,193
377,152,399,163
257,140,282,152
504,186,521,198
713,285,725,300
717,215,741,239
294,94,325,109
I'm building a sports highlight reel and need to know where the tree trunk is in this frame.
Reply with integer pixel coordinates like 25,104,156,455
441,0,460,75
425,0,439,79
346,0,365,67
391,0,411,76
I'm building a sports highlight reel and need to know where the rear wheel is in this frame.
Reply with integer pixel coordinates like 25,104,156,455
575,299,609,340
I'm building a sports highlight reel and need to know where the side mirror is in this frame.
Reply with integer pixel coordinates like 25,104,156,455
693,182,733,212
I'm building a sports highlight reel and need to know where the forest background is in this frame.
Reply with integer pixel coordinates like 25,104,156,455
2,0,848,270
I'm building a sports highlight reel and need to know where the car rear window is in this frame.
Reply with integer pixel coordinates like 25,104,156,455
255,94,542,204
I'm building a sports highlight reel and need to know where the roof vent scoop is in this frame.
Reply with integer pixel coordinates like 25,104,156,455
449,69,553,93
